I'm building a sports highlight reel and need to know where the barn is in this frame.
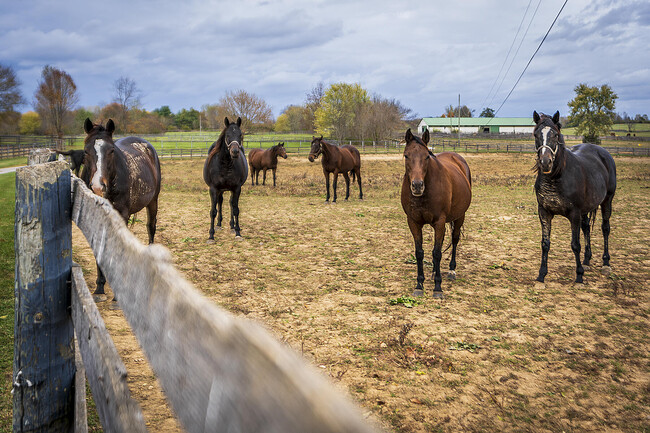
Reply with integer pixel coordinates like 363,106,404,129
418,117,535,135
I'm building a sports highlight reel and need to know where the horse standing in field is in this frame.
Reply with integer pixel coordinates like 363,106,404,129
82,118,161,300
532,111,616,283
401,128,472,298
204,117,248,239
248,142,287,186
308,135,363,202
56,149,86,177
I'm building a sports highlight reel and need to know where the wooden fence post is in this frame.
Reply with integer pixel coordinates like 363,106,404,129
14,161,74,432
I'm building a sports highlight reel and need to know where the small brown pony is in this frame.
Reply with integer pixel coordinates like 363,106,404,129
308,135,363,202
248,142,287,186
401,128,472,298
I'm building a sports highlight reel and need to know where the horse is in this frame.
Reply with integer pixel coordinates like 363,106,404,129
401,128,472,298
248,142,287,186
532,110,616,283
308,135,363,202
82,118,161,300
56,149,85,177
203,117,248,239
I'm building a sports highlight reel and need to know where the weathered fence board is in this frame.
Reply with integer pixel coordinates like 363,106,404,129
70,264,147,432
70,175,377,433
13,161,74,432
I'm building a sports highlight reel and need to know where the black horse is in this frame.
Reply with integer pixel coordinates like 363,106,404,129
56,149,85,177
533,111,616,283
83,118,161,300
203,117,248,239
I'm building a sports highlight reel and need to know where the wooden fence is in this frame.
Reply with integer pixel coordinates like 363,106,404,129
0,136,75,159
13,160,378,432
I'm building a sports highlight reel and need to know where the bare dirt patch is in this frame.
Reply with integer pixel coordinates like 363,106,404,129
73,153,650,432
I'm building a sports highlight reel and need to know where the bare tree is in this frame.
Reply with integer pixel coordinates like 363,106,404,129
355,95,410,142
112,76,141,133
304,81,324,132
0,64,26,133
218,90,273,131
34,65,79,137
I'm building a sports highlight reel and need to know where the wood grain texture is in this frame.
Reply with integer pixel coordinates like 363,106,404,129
71,175,378,433
70,264,147,433
14,161,74,432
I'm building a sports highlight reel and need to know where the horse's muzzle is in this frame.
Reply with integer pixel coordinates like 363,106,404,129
229,148,240,158
410,180,425,197
308,155,315,162
539,157,553,174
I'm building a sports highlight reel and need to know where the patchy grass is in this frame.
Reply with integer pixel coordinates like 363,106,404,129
0,173,14,431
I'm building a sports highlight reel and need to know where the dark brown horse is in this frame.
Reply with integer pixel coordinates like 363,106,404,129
56,149,85,177
401,128,472,298
533,111,616,283
308,136,362,202
248,142,287,186
204,117,248,239
82,118,161,300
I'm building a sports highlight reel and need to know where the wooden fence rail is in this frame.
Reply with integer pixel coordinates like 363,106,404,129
14,160,378,432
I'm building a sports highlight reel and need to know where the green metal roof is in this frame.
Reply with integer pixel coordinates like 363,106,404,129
421,117,535,127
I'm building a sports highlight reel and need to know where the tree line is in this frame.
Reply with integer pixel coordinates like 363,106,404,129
0,63,646,142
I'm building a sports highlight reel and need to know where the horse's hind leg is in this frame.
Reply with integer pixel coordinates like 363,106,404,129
355,168,363,200
570,214,585,283
342,172,351,200
601,195,613,266
581,213,592,266
448,217,464,280
230,186,243,237
146,198,158,244
94,262,106,296
250,168,255,185
262,169,267,186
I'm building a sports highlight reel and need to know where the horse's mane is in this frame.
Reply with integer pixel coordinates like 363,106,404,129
409,135,435,157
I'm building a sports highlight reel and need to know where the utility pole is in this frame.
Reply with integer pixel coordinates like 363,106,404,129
458,94,461,148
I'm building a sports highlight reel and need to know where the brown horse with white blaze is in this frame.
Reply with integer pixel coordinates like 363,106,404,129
248,142,287,186
401,128,472,298
308,135,362,202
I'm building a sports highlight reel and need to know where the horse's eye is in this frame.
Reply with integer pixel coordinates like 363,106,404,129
404,155,409,159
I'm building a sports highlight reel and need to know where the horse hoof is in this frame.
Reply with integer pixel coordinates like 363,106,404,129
582,265,591,272
93,294,107,302
432,291,444,299
207,239,215,244
412,289,424,297
447,270,456,280
234,235,244,241
601,266,612,276
108,301,121,310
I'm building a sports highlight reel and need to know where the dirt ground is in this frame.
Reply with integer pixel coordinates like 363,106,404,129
72,152,650,432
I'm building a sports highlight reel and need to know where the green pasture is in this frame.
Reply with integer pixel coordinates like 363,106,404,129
0,172,15,431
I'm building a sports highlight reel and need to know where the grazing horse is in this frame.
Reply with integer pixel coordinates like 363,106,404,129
401,128,472,298
56,149,85,177
248,142,287,186
82,118,161,299
203,117,248,239
308,135,363,202
533,111,616,283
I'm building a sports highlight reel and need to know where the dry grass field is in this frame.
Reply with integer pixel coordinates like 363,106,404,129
71,152,650,433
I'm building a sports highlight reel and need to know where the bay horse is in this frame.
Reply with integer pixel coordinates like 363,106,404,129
248,142,287,186
532,111,616,283
401,128,472,298
203,117,248,239
82,118,161,300
308,136,362,202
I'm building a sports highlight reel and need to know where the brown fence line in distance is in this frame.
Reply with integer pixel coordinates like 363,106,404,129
0,136,74,159
69,174,378,432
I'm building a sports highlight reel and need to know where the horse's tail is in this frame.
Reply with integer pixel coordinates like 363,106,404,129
588,208,598,231
56,149,73,156
350,170,356,182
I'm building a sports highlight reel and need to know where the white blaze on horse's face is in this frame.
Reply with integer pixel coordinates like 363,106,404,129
91,139,107,196
537,126,557,174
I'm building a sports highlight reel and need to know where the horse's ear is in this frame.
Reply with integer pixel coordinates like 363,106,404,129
84,118,93,134
422,128,430,145
224,117,231,127
319,135,323,141
533,111,540,124
552,111,560,124
405,128,413,142
236,117,242,127
106,119,115,135
280,142,284,146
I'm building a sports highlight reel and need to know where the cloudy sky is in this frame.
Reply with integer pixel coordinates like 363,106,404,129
1,0,648,120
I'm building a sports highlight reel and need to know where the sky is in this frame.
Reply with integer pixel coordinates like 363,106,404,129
1,0,649,120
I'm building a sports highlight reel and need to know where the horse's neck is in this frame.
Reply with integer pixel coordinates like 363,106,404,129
321,141,337,160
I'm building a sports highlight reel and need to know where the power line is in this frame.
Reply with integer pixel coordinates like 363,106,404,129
479,0,533,112
488,0,569,121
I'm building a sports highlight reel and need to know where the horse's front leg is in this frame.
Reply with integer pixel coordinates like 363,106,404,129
208,188,217,239
407,219,425,297
230,187,242,237
342,172,351,200
94,262,106,296
570,214,585,283
332,170,339,203
216,191,224,228
431,220,446,298
324,170,331,202
536,206,553,282
272,168,277,187
581,213,593,266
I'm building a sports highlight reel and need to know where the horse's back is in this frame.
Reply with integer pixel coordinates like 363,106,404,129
248,148,264,169
340,144,361,169
436,152,472,188
569,143,616,194
115,137,161,212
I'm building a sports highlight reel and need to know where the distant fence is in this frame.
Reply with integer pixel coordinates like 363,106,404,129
0,136,78,159
13,159,377,432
